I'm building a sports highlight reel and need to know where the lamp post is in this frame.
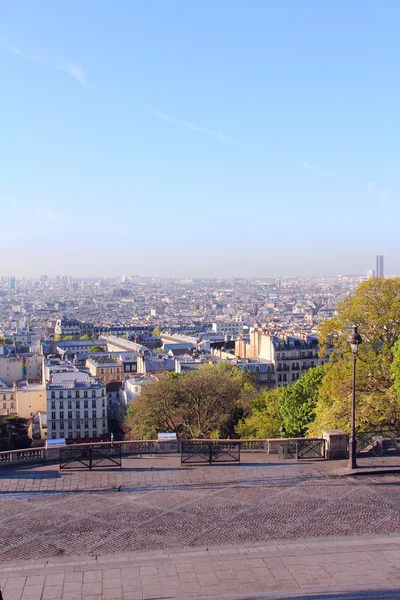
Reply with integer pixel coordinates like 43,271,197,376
348,325,362,470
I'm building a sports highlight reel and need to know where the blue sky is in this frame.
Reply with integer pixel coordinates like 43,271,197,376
1,0,399,277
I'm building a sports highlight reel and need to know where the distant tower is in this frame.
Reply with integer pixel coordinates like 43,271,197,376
376,255,384,278
367,269,375,279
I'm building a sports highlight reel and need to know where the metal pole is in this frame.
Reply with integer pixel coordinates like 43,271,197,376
348,353,357,470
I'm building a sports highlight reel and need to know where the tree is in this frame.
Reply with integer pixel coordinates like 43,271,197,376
309,277,400,435
0,337,13,345
235,388,282,439
152,327,161,337
80,334,92,340
0,417,31,450
124,363,257,439
89,345,105,353
279,366,325,437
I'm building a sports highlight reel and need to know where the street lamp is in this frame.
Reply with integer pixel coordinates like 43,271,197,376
348,324,362,470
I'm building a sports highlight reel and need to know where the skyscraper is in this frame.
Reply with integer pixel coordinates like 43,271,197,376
376,255,384,278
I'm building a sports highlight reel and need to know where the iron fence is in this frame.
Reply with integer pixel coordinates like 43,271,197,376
181,441,241,465
60,444,122,470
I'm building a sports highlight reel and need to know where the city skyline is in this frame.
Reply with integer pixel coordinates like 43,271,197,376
2,1,400,276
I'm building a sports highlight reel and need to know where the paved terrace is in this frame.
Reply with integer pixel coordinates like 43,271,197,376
1,454,400,599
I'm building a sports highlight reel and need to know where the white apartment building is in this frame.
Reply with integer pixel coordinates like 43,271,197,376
47,378,107,441
211,322,245,336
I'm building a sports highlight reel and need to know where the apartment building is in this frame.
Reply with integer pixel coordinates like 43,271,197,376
47,378,107,440
86,357,124,384
0,379,16,417
236,327,327,387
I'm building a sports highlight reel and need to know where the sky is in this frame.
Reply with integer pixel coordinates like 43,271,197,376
1,0,399,278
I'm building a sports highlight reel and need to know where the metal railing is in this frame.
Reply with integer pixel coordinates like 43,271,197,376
0,436,324,467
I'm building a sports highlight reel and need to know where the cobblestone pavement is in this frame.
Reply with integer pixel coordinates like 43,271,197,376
1,534,400,599
1,455,400,566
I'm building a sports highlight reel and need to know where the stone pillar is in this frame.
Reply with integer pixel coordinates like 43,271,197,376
322,430,349,460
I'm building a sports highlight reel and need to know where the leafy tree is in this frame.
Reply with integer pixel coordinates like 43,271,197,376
309,277,400,435
235,388,282,439
0,417,31,450
152,327,161,337
279,366,325,437
63,335,79,341
124,363,257,439
0,337,13,345
80,334,92,340
89,345,105,353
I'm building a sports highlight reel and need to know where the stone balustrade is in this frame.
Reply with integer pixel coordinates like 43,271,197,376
0,432,349,467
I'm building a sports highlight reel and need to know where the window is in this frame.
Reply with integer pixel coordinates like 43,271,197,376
68,391,72,399
92,410,97,418
92,400,96,408
68,421,72,429
52,433,57,439
84,391,88,399
68,401,72,408
278,374,282,382
93,420,97,428
92,390,96,398
93,431,97,438
68,411,72,419
84,410,88,418
116,375,120,381
77,421,81,429
102,399,105,407
102,389,105,397
84,420,89,428
52,422,56,430
84,431,89,438
76,400,80,408
68,432,73,439
51,391,55,399
76,431,81,438
59,391,64,399
100,369,104,374
59,401,64,409
84,400,88,408
60,422,64,430
102,409,106,417
60,411,64,419
283,374,287,382
10,402,14,409
51,411,56,419
76,411,80,418
2,402,6,409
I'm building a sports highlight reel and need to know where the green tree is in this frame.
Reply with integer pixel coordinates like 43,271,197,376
235,388,282,439
279,366,325,437
0,337,13,345
80,334,92,340
152,327,161,337
124,363,257,439
309,277,400,435
0,417,31,450
89,345,105,353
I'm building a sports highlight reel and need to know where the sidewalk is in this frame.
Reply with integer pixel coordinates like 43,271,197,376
1,534,400,599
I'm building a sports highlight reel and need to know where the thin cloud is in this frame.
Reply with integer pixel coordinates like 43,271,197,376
302,160,345,181
368,182,392,198
152,111,239,144
0,37,93,89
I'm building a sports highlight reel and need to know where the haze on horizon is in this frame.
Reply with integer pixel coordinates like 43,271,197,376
1,1,399,278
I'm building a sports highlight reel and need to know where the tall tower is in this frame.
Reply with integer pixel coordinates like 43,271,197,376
376,255,384,278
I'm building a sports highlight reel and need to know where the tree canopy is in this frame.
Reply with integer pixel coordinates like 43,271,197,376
0,417,31,451
309,277,400,435
280,365,325,437
89,345,105,353
124,363,257,439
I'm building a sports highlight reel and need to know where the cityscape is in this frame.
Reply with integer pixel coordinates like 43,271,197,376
2,0,400,598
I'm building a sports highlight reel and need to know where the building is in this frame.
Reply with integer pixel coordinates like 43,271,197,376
16,381,46,419
119,375,155,404
47,378,107,440
0,354,43,386
102,335,151,355
54,317,81,337
236,327,327,387
367,269,375,279
211,322,246,336
0,379,16,417
376,255,384,278
86,357,124,384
